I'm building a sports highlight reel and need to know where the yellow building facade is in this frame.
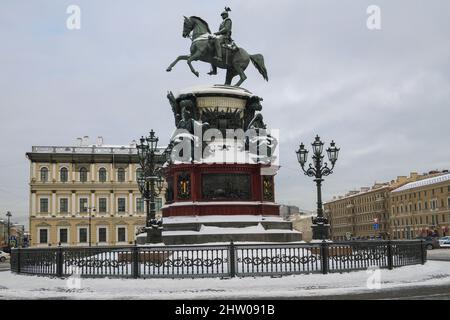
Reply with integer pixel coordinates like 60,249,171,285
324,173,432,241
389,173,450,239
27,140,165,247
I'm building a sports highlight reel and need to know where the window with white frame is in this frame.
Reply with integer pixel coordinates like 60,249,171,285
431,199,438,211
79,198,88,213
40,198,49,213
116,226,127,243
79,167,88,182
97,227,108,243
59,198,69,213
78,227,88,243
155,197,163,212
58,227,69,244
117,168,126,182
38,228,49,244
99,168,107,182
60,167,68,182
40,167,49,182
98,198,107,213
136,198,144,213
117,197,126,213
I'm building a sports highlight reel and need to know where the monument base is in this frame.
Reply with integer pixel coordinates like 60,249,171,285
161,215,302,245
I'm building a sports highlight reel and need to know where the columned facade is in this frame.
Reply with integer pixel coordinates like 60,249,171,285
27,143,165,247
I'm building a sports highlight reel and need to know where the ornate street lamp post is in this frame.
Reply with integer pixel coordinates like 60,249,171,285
6,211,12,249
136,130,164,244
296,135,340,240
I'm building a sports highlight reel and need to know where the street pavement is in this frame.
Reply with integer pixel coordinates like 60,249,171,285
0,261,11,272
427,248,450,261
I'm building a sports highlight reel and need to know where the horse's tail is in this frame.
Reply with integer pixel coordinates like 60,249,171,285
250,54,268,81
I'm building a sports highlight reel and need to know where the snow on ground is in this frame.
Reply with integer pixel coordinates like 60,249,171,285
1,261,450,299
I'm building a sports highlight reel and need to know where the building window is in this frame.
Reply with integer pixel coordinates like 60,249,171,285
79,198,88,213
59,198,68,213
99,198,107,213
99,168,107,182
39,228,48,244
117,198,126,213
136,198,144,213
117,168,125,182
98,227,107,243
117,227,126,243
447,197,450,208
60,167,68,182
59,228,68,244
80,167,88,182
40,198,49,213
79,228,87,243
155,198,163,212
430,200,438,210
136,168,143,179
40,167,48,182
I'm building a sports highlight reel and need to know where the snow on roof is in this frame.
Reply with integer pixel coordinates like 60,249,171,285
163,223,300,236
176,84,253,98
392,173,450,193
163,215,285,224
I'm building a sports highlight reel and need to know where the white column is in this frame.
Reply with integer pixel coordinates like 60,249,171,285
110,164,114,182
128,192,133,215
91,192,95,209
128,164,134,182
110,192,115,216
52,192,57,215
90,163,95,182
71,193,76,215
72,163,76,181
32,163,37,181
52,163,56,181
31,193,37,215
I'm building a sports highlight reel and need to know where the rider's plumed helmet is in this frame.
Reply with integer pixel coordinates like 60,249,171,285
221,7,231,18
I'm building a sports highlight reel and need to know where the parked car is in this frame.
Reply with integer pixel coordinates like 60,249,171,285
415,236,440,250
0,250,10,262
439,236,450,248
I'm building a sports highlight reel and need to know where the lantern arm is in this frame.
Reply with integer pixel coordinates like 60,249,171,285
302,163,316,177
320,161,335,177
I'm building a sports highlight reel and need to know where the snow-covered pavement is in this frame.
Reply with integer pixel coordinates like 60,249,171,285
1,261,449,299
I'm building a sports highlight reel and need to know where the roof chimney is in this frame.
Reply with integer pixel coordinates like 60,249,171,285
396,176,407,184
82,136,89,146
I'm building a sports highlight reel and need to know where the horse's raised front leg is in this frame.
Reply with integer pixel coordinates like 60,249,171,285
187,52,202,77
166,55,189,72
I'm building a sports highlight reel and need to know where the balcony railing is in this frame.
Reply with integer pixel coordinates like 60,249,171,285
31,146,165,155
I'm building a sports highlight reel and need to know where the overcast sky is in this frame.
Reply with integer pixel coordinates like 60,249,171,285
1,0,450,227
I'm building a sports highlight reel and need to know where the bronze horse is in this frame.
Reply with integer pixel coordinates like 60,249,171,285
166,16,268,87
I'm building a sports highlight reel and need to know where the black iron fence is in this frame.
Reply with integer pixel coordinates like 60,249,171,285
10,240,426,279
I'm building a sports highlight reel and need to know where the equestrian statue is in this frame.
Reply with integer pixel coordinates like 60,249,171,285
166,7,268,87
